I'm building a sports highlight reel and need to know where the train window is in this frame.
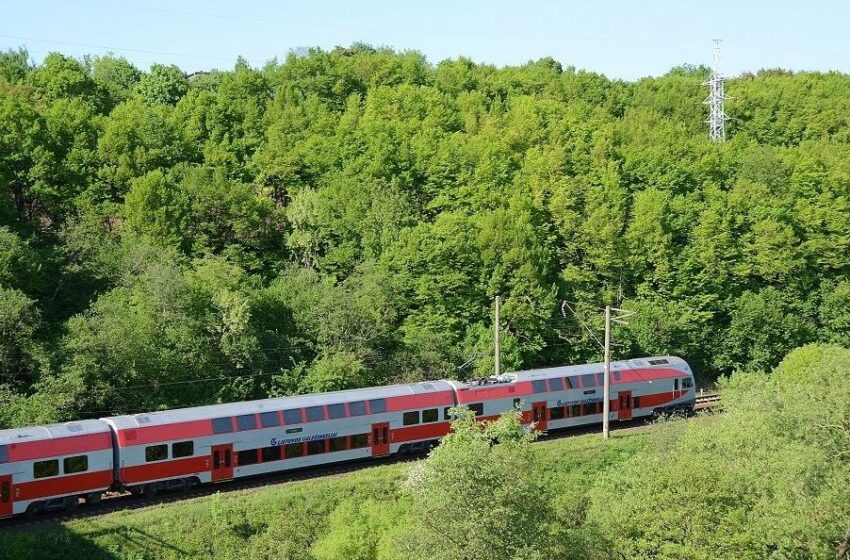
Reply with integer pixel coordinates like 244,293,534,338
283,409,303,425
469,403,484,416
595,373,604,386
0,445,7,464
350,434,369,448
260,411,281,428
513,398,521,410
211,417,233,434
306,440,325,455
349,401,367,416
570,404,582,417
422,408,438,423
549,406,565,420
580,374,597,388
330,436,348,452
633,396,641,409
368,399,387,414
33,459,59,479
0,481,8,503
648,359,669,365
564,377,573,389
236,414,257,431
145,444,168,462
613,371,622,381
63,455,88,474
443,407,455,421
327,403,346,419
238,449,259,466
683,378,694,388
674,379,680,391
549,378,564,391
172,441,194,458
403,411,420,426
582,403,596,416
284,443,303,459
532,380,548,393
306,406,325,422
262,446,282,462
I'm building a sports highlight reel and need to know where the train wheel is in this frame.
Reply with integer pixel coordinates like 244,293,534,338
142,484,158,498
86,492,102,505
25,502,44,517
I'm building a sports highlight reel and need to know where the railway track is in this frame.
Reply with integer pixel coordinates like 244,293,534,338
1,393,720,532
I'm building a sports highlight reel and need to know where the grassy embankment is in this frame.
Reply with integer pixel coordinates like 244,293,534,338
0,421,682,560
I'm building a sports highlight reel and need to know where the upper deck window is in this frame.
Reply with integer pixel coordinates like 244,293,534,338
532,380,548,393
548,378,564,391
327,403,346,419
305,406,325,422
260,411,281,428
283,409,303,424
580,374,598,388
236,414,257,431
0,445,7,464
211,417,233,434
368,399,387,414
349,401,367,416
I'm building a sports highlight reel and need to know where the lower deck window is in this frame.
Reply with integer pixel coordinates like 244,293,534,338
422,408,438,423
307,440,325,455
284,443,303,459
403,411,420,425
262,446,282,462
33,459,59,479
570,405,582,418
350,434,369,449
330,436,348,452
172,441,194,458
145,444,168,462
63,455,88,474
469,403,484,416
549,406,565,420
238,449,259,466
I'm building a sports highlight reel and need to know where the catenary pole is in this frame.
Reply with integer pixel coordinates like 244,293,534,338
603,305,611,439
494,295,501,377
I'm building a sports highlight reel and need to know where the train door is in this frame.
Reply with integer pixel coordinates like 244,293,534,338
211,444,233,482
532,402,548,431
0,475,12,518
618,391,633,420
371,422,390,457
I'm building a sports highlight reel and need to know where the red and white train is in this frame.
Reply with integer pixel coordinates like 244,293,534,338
0,355,694,518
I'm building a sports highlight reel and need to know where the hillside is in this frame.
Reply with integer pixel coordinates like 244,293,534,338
2,46,850,424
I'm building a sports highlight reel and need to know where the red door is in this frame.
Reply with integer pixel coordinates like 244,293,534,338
0,475,11,518
371,422,390,457
618,391,633,420
211,444,233,482
532,402,548,431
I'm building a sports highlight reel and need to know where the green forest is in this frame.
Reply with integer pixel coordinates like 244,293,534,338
2,44,850,427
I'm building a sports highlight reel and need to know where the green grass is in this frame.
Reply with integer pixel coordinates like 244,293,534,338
0,425,661,560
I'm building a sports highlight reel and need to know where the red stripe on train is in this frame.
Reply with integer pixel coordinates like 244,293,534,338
14,470,113,501
391,422,451,443
120,456,210,484
116,420,213,446
386,391,454,412
6,433,112,462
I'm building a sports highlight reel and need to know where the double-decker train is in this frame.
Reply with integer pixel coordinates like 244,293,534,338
0,355,694,518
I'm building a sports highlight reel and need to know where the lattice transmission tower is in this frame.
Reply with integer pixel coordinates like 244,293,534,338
704,39,729,141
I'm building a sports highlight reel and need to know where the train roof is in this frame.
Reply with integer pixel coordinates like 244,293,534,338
0,419,111,445
104,379,456,430
453,356,690,389
513,355,689,381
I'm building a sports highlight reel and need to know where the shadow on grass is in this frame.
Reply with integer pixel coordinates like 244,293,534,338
0,522,190,560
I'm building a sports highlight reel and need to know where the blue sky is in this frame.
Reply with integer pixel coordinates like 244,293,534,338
3,0,848,80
